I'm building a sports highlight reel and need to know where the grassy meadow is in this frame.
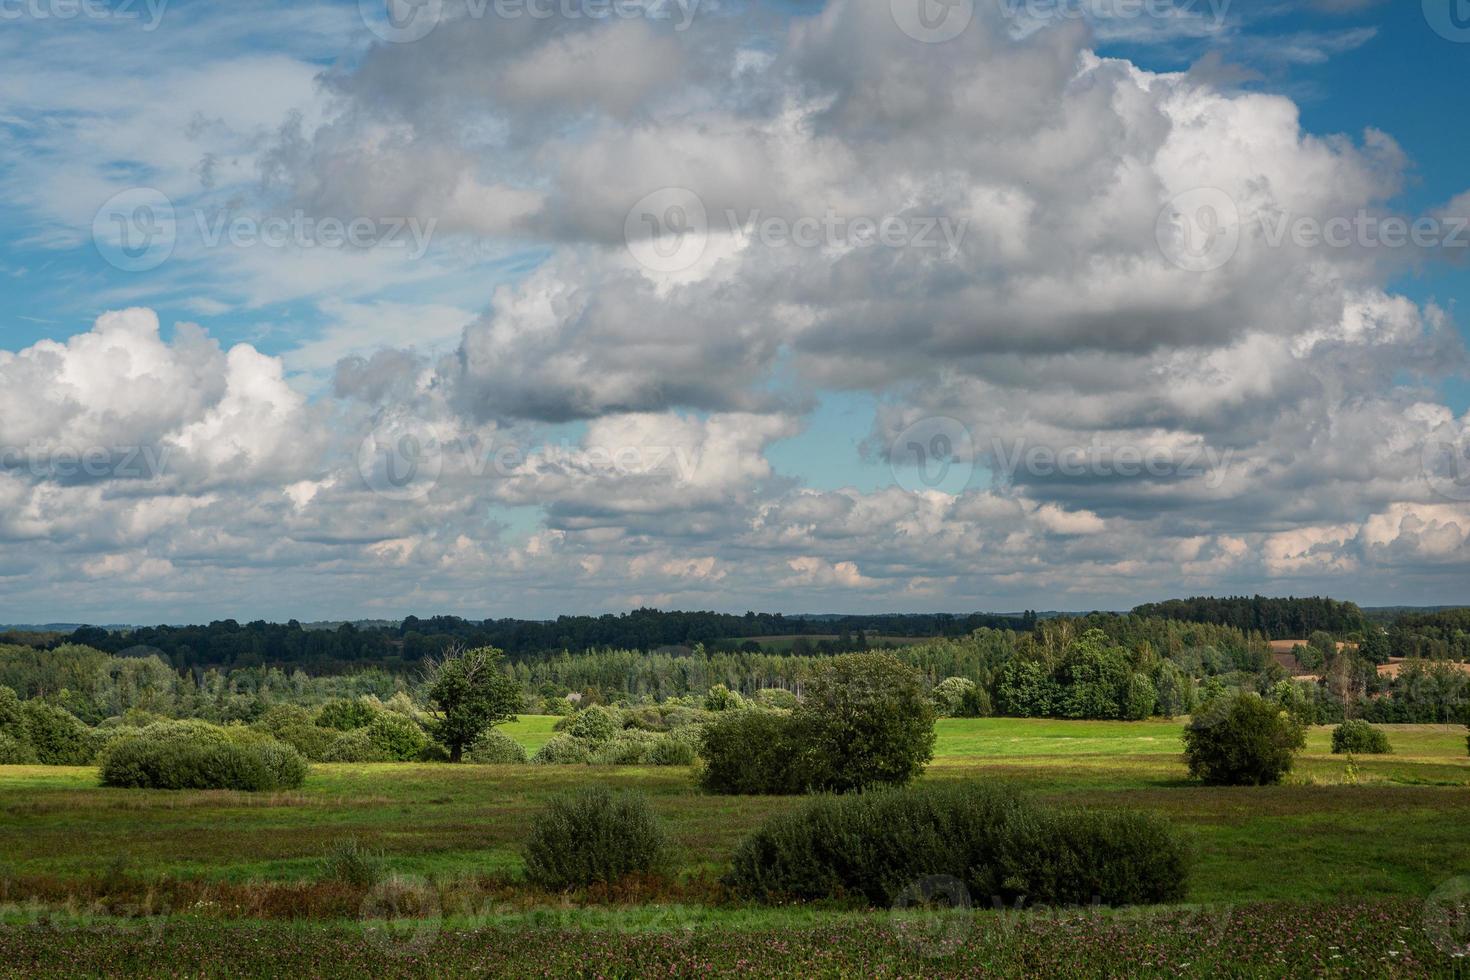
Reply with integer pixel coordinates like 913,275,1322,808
2,717,1469,976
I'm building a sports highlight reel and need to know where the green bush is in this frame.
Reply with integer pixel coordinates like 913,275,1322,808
648,735,697,767
253,705,337,760
1183,693,1306,786
100,735,307,791
0,730,37,764
530,734,592,765
522,787,668,890
19,700,95,765
321,729,393,763
753,688,798,711
704,684,747,712
698,710,803,794
315,698,379,731
590,731,661,765
463,729,528,764
567,706,622,747
0,685,24,734
418,741,451,762
793,653,936,793
931,677,977,717
1331,720,1391,755
364,713,429,761
320,837,385,887
726,783,1188,908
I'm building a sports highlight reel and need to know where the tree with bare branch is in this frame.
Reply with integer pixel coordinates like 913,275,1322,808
423,646,522,762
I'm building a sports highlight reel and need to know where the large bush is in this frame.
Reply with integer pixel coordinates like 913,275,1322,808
464,728,528,764
1331,720,1391,755
698,710,803,794
522,787,668,889
792,653,936,793
531,734,593,765
315,698,379,732
1183,693,1306,786
364,713,429,761
726,783,1188,908
320,729,393,763
567,705,622,747
0,730,37,764
18,700,95,765
100,733,307,791
252,706,337,761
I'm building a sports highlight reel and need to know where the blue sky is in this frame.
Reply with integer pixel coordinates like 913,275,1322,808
1,0,1468,621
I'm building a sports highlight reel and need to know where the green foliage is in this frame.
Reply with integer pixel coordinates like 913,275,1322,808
18,700,95,765
1152,661,1195,718
753,688,798,710
567,705,622,747
1331,720,1391,755
1123,673,1158,721
725,783,1188,908
0,730,37,764
314,698,379,732
363,713,429,761
463,728,529,764
698,710,803,795
1183,693,1306,786
425,647,522,762
522,786,668,890
793,653,935,793
647,735,697,766
996,659,1062,718
320,729,392,763
252,705,337,761
531,734,593,765
931,676,977,717
320,837,385,887
590,730,660,765
100,732,307,791
703,684,746,712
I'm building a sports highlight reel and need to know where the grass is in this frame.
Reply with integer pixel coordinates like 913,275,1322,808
2,717,1468,976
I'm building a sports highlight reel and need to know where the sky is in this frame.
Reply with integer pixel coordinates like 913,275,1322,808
0,0,1468,623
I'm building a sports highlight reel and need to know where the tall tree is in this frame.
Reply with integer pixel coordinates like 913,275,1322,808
423,646,521,762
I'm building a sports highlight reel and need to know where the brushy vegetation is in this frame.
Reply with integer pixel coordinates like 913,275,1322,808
100,734,308,791
521,786,668,890
725,783,1189,908
463,729,529,764
1331,720,1391,755
1183,692,1306,786
319,836,386,887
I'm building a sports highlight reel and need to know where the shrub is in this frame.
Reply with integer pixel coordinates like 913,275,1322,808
793,653,936,793
1331,720,1391,755
463,729,528,764
315,698,379,731
320,837,385,887
698,710,803,794
19,700,96,765
648,735,697,767
0,685,24,734
590,731,661,765
530,734,592,766
704,684,746,712
753,688,798,711
522,787,668,890
364,713,429,761
567,706,622,747
931,677,977,717
100,735,307,791
725,783,1188,908
1183,692,1306,786
418,741,451,763
321,729,393,763
0,730,37,764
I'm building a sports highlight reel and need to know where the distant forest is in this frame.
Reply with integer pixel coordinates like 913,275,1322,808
2,598,1464,676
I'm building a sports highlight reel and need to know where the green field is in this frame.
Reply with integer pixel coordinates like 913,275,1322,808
2,717,1469,976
